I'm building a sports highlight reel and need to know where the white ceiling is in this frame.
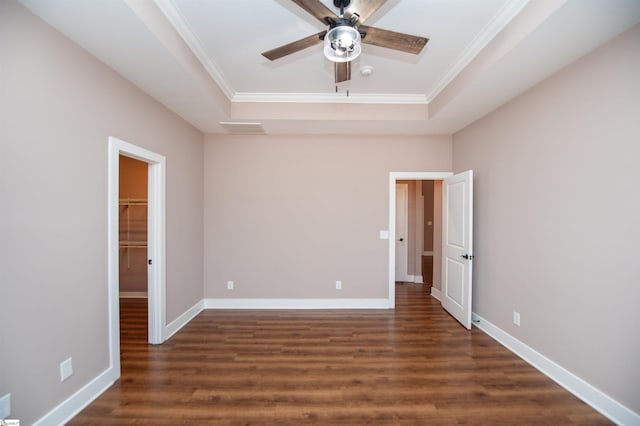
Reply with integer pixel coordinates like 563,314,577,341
17,0,640,135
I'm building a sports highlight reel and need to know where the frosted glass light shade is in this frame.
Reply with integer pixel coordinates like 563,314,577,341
323,25,361,62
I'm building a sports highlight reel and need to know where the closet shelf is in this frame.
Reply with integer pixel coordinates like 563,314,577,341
120,241,147,248
120,198,147,269
119,198,148,206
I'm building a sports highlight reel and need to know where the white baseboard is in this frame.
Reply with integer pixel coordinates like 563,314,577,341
33,366,117,426
430,287,441,301
119,291,148,298
164,299,204,340
204,298,390,309
46,300,636,426
34,300,204,425
471,313,639,426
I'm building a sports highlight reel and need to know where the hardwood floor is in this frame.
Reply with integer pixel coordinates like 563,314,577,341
70,284,610,425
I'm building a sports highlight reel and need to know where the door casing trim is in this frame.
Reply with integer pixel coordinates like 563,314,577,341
108,137,167,381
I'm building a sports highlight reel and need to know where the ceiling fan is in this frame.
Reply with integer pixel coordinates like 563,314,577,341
262,0,429,83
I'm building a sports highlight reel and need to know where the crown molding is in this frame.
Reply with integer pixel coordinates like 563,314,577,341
233,92,428,105
426,0,530,102
154,0,235,100
154,0,526,109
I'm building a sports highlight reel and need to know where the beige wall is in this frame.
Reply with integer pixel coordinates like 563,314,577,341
5,0,636,421
0,1,204,423
204,134,452,299
397,180,421,278
453,24,640,413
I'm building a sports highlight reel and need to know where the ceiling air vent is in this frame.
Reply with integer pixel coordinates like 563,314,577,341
220,122,266,135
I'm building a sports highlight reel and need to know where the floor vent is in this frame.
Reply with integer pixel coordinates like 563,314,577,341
220,121,266,135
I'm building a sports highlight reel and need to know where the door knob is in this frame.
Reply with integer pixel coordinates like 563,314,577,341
460,254,474,260
399,238,404,242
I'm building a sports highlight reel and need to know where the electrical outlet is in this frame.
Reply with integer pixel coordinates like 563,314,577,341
513,311,521,326
336,280,342,290
0,393,10,419
227,281,234,290
60,357,73,382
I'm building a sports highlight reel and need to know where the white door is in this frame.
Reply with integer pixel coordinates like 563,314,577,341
395,183,409,282
441,170,473,329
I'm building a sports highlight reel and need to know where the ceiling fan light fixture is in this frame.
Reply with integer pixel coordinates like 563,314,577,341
324,25,361,63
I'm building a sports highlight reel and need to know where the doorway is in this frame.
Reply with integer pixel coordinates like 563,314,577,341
119,155,148,300
389,171,474,329
394,180,439,294
118,155,149,349
108,137,166,377
388,172,452,306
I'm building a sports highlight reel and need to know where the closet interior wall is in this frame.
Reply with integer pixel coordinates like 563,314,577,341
119,155,148,296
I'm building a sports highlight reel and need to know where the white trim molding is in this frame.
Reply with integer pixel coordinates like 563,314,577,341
165,300,204,340
233,92,428,105
108,136,167,364
403,275,425,284
472,313,640,426
430,287,442,301
411,275,424,284
153,0,235,99
426,0,530,102
204,298,390,310
33,367,117,426
33,300,203,425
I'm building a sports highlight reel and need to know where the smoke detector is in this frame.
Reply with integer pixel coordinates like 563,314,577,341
360,66,373,77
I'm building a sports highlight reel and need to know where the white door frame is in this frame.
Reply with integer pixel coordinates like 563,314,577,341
108,137,166,376
388,172,452,307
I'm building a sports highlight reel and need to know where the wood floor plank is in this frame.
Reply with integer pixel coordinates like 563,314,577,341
69,284,611,425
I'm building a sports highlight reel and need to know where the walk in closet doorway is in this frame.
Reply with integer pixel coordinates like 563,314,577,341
119,156,149,346
108,136,167,381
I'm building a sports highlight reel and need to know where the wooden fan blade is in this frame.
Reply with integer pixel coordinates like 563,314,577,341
291,0,338,25
262,31,326,61
345,0,387,24
360,25,428,55
334,61,351,83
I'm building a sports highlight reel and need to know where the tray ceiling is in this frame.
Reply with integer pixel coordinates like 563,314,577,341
17,0,640,134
